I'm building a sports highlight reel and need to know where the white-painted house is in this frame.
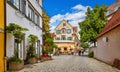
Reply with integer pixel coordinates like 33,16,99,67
6,0,43,60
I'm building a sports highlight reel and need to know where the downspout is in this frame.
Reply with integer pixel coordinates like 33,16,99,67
4,0,6,72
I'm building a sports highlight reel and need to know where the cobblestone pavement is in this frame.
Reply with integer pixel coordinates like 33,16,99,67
18,55,120,72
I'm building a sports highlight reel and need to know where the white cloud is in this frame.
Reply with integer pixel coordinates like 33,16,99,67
72,4,87,11
50,4,92,33
50,25,55,33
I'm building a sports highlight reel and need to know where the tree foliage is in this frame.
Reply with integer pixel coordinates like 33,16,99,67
79,4,107,46
42,9,51,38
27,34,38,59
81,42,89,49
6,23,28,58
42,9,56,53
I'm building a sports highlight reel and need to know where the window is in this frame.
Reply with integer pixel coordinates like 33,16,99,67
28,6,34,21
28,5,40,26
35,13,40,25
14,38,25,59
66,29,71,34
10,0,14,3
114,5,120,11
61,36,66,40
67,37,72,40
61,37,66,40
63,23,66,26
56,30,61,34
9,0,26,14
20,0,26,14
106,10,112,16
62,30,65,33
14,0,19,9
36,40,40,55
56,37,60,40
102,37,108,43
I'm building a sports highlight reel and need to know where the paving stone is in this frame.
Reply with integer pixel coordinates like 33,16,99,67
18,55,120,72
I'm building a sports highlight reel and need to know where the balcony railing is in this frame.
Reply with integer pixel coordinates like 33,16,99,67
54,40,74,42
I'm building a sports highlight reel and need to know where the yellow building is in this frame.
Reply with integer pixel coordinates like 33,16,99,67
53,20,80,54
0,0,5,71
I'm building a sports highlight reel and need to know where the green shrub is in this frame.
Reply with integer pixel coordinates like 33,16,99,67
88,51,94,58
7,56,22,63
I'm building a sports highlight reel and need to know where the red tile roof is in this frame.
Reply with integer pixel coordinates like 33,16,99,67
97,8,120,38
107,1,120,11
73,27,78,32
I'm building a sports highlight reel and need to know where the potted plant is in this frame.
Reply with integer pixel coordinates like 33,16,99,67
27,34,38,64
6,23,28,70
7,55,24,70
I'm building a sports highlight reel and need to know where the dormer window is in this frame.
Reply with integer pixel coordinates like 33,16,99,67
106,10,112,16
63,23,66,26
114,5,120,11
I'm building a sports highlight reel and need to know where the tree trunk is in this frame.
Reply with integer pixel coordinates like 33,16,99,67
94,41,96,47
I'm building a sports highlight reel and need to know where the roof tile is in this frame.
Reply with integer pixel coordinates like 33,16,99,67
97,8,120,38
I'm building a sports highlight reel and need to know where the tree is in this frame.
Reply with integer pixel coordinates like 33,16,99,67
42,9,51,38
79,4,107,46
27,34,38,60
42,9,56,54
6,23,28,58
80,42,89,49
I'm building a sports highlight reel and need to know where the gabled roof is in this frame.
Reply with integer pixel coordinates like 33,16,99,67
55,20,73,30
97,8,120,38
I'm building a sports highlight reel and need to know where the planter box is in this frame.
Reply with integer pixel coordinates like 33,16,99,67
41,56,52,62
9,61,24,71
28,58,37,64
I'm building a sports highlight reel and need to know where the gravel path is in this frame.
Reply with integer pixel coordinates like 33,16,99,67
18,55,120,72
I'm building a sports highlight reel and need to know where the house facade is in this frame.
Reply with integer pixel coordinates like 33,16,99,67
95,8,120,65
0,0,5,71
6,0,43,60
53,20,80,54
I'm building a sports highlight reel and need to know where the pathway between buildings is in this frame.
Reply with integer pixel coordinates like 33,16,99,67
18,55,120,72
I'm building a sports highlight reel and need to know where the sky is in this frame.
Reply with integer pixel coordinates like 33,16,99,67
43,0,116,32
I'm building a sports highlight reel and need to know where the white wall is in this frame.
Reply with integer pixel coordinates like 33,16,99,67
6,0,42,58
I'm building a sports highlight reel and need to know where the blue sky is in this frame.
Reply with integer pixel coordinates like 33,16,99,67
43,0,116,32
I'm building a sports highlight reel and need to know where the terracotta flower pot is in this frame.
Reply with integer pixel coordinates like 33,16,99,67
28,58,37,64
9,61,24,70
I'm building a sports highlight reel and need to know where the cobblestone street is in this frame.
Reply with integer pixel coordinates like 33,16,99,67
18,55,120,72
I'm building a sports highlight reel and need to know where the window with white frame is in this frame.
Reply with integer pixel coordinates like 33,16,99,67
35,13,40,25
56,37,60,40
9,0,26,14
63,23,66,26
67,37,72,40
106,10,112,16
56,30,61,34
28,6,34,21
66,29,71,34
102,37,108,43
62,30,65,33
